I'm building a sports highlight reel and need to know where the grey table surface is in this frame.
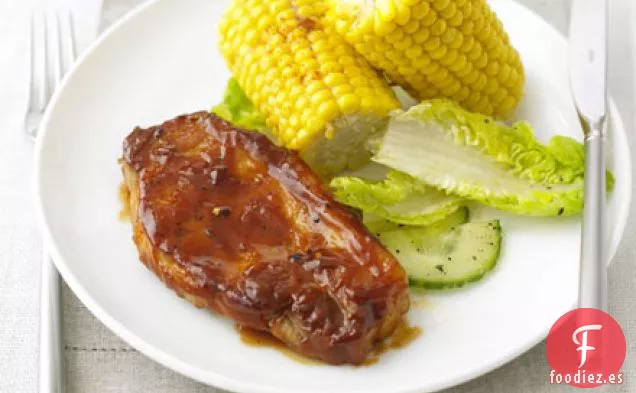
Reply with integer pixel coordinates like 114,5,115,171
1,0,634,392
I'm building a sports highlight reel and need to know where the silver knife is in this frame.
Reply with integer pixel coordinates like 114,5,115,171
568,0,608,311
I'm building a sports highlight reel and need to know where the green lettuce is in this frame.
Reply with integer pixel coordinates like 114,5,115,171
330,170,464,226
371,99,613,216
212,79,278,141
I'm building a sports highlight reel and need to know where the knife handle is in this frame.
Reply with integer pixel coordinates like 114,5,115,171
39,250,65,393
578,120,607,311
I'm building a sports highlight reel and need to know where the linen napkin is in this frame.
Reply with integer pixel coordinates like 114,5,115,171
0,0,102,392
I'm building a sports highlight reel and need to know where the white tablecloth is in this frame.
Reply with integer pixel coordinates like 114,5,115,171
0,0,634,392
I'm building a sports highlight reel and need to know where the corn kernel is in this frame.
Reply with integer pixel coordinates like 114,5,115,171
431,19,447,36
414,55,432,69
394,35,413,51
405,45,423,59
492,88,508,104
461,20,474,35
403,19,420,34
428,67,449,83
430,45,448,60
440,2,457,20
376,0,397,22
411,2,430,19
483,79,499,96
447,9,463,27
424,37,441,51
332,84,354,96
385,27,404,43
432,0,451,12
464,92,481,108
445,80,462,96
455,86,470,102
361,96,379,111
413,28,431,44
324,72,347,87
338,94,361,113
421,9,438,27
374,18,396,36
475,53,489,69
463,70,479,85
440,49,458,66
395,3,411,26
317,101,340,120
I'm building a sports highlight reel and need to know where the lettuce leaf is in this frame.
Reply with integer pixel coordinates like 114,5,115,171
330,170,464,226
211,79,279,142
371,99,613,216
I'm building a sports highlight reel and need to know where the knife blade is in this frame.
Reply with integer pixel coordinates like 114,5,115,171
568,0,608,312
569,0,608,124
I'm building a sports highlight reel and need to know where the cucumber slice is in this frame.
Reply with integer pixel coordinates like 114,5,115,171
377,219,502,289
365,206,469,233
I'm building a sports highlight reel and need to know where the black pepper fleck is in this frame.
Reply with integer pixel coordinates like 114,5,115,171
558,207,565,216
435,264,446,274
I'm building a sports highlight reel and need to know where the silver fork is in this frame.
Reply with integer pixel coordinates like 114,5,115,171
26,11,77,393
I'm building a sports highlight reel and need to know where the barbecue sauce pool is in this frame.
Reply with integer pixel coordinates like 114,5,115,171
237,326,322,365
238,319,421,366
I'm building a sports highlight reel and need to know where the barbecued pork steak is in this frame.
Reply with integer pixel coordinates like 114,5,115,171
120,112,409,364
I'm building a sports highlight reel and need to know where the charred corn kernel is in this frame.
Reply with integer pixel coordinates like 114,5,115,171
324,0,524,117
219,0,400,176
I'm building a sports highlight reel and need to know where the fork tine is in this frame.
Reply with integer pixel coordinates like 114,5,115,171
59,11,77,76
25,10,77,139
38,13,48,111
66,11,77,64
53,13,63,86
28,14,37,110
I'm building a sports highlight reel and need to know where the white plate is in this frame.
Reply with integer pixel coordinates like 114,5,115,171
35,1,631,392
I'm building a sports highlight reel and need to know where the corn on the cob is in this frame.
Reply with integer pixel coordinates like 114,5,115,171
219,0,401,177
323,0,525,118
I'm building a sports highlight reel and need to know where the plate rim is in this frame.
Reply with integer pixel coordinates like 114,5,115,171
33,0,633,392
